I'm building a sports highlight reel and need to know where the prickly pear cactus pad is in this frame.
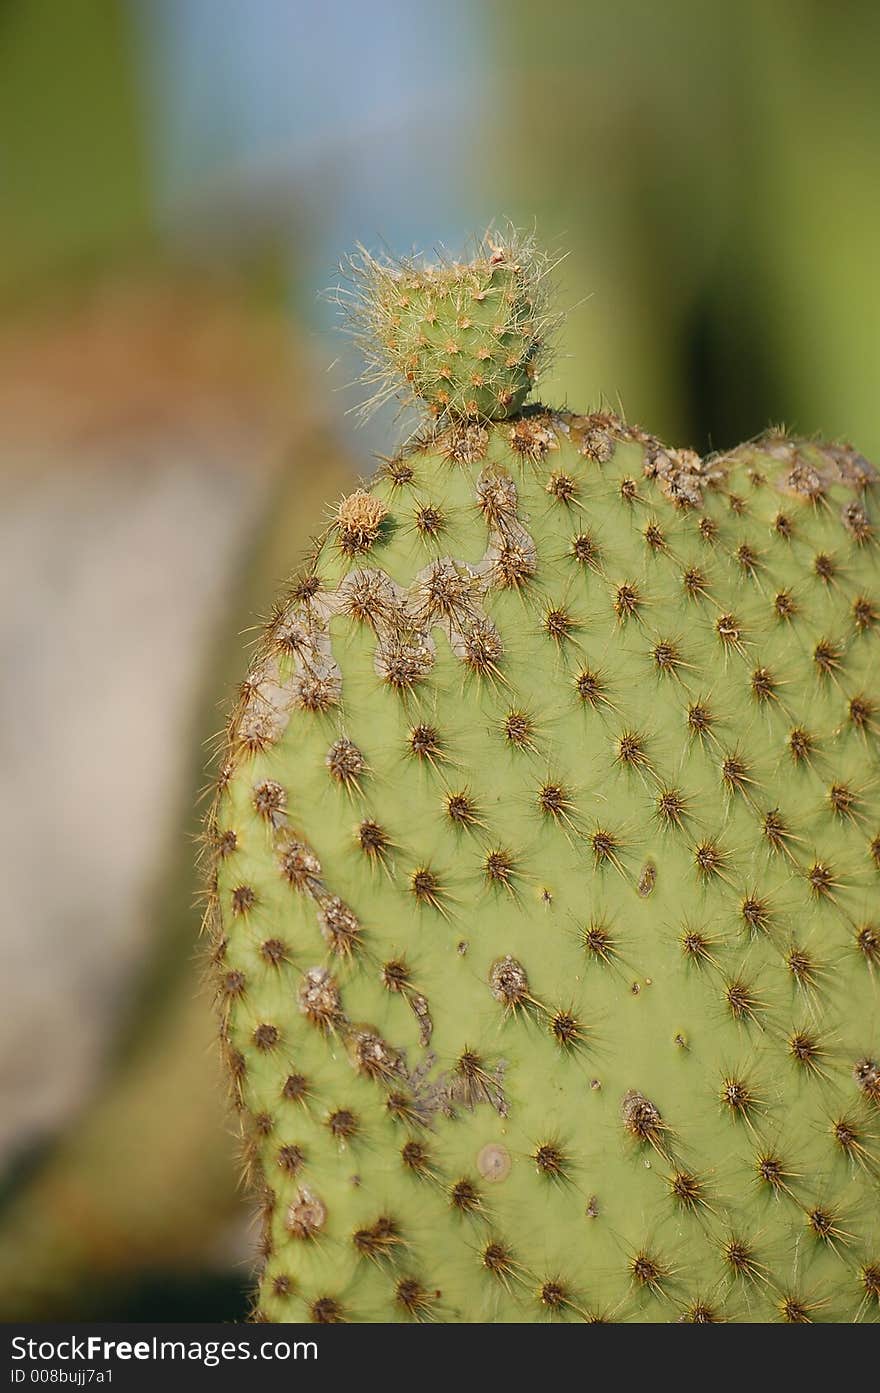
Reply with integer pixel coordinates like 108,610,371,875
204,232,880,1324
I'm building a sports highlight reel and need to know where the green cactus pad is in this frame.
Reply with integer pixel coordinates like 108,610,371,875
206,249,880,1325
346,231,556,422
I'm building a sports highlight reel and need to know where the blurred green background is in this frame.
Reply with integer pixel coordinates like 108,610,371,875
1,0,878,1321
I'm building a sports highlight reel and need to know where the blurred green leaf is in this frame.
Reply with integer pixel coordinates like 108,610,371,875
0,0,153,302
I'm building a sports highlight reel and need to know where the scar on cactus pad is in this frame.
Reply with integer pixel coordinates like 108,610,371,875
205,228,880,1323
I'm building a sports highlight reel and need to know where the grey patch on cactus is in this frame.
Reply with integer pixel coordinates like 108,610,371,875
251,471,538,719
637,862,657,897
285,1186,327,1239
408,993,433,1046
253,779,287,824
489,955,531,1009
297,967,342,1029
753,435,878,497
642,443,720,508
477,1143,512,1183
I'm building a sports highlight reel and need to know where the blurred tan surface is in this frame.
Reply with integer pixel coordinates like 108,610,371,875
0,278,336,1165
0,274,355,1317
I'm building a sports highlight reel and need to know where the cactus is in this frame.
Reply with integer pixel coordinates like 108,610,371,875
205,230,879,1323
